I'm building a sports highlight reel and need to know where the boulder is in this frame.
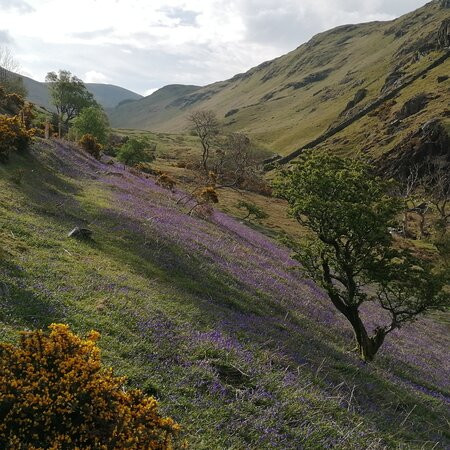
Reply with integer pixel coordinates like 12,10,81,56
68,227,92,239
396,93,429,119
378,118,450,179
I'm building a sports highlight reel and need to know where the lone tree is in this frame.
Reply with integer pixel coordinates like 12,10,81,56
45,70,96,134
274,152,448,362
188,109,220,172
0,46,27,97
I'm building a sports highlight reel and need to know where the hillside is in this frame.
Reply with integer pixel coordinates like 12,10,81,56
1,140,449,448
109,0,449,162
19,73,142,110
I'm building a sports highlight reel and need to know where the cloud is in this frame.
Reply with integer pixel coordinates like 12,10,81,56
0,0,430,94
0,0,33,13
159,6,200,26
84,70,109,83
144,88,158,96
0,29,13,44
71,28,115,40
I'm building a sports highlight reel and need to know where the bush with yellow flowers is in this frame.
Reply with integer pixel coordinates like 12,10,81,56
79,133,102,160
0,324,181,449
0,114,33,163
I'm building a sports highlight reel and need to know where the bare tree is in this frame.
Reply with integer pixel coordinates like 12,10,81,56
0,46,26,96
188,110,220,172
422,161,450,233
396,165,420,238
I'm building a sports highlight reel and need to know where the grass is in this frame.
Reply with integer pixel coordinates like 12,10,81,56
1,139,449,448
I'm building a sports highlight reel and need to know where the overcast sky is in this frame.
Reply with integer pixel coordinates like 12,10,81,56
0,0,429,96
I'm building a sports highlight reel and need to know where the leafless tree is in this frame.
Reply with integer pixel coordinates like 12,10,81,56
396,165,420,237
0,46,26,96
422,161,450,233
188,110,220,172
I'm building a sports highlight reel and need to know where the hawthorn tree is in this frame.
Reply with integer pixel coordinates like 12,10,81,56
188,109,220,172
117,136,156,166
274,152,448,362
72,106,109,145
45,70,96,133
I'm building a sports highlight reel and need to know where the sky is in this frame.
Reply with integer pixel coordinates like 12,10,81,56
0,0,429,96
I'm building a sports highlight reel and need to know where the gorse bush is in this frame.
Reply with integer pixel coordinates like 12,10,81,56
0,114,33,163
0,324,180,449
79,133,102,160
156,173,176,191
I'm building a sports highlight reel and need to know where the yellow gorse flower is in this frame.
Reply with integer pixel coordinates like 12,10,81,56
0,323,180,449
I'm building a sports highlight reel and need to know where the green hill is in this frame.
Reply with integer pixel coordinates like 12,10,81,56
109,0,449,162
18,73,142,111
0,139,449,448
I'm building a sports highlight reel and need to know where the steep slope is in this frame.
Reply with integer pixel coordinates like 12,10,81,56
109,0,449,159
1,140,449,448
108,84,201,130
19,73,142,110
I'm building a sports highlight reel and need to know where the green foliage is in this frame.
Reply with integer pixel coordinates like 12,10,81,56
237,201,268,222
79,134,102,160
117,137,156,166
274,152,448,361
45,70,97,127
72,106,109,145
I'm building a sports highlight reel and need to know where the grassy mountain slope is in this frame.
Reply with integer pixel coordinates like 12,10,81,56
19,73,142,110
109,84,201,130
109,0,449,158
1,140,449,448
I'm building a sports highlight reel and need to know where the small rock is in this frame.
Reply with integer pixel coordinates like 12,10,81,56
396,93,428,119
68,227,92,239
437,75,449,83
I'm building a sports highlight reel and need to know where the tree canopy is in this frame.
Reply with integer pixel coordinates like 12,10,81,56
72,106,109,145
117,136,156,166
274,152,448,361
46,70,97,128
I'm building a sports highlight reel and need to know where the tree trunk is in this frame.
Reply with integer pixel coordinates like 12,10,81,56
347,311,386,362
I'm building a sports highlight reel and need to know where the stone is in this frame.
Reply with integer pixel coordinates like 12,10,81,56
396,93,428,119
68,227,92,239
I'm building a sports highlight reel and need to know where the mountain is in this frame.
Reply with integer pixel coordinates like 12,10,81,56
108,84,201,130
109,0,449,163
19,73,142,110
1,140,448,448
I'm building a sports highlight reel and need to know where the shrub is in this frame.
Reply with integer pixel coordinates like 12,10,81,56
0,114,33,163
237,200,268,222
156,173,176,191
117,137,156,166
72,106,109,145
79,133,102,160
135,161,157,175
0,324,180,449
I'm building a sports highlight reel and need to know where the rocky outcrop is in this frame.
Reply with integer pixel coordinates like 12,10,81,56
438,19,450,48
396,93,429,119
341,88,368,116
379,118,450,178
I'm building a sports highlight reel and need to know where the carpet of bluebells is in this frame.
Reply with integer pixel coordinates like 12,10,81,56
0,140,448,448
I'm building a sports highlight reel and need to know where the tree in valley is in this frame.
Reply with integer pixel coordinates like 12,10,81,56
72,106,110,145
45,70,97,134
117,136,156,167
188,109,220,172
274,152,448,361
